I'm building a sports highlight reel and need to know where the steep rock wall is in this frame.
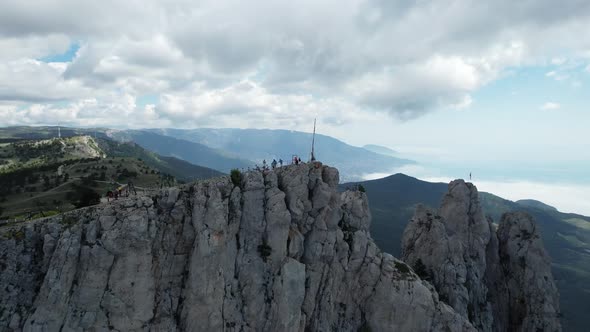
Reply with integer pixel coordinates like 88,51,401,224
0,163,472,332
401,180,561,332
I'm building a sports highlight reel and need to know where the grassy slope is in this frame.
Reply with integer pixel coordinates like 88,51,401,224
0,134,224,220
343,174,590,332
0,136,104,172
0,156,166,219
0,126,225,181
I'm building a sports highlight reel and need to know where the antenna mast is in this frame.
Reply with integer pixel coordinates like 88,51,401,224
310,118,316,162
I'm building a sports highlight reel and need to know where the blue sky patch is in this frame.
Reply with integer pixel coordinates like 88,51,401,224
39,42,80,63
137,94,159,106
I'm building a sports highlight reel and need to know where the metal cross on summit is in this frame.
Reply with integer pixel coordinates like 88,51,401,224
310,118,316,162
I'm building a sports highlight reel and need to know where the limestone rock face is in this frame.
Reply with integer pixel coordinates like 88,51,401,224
497,212,561,332
402,180,561,332
0,163,473,332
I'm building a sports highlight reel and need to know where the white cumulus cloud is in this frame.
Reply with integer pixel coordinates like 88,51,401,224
1,0,590,128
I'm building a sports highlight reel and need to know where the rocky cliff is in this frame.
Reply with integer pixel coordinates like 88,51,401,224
402,180,561,332
0,163,473,331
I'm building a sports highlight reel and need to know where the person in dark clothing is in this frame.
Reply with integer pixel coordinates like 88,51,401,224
279,159,283,167
271,159,277,169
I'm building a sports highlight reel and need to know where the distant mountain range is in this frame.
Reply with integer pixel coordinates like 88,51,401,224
145,128,413,181
0,126,415,181
342,173,590,332
107,130,251,173
362,144,399,157
96,138,224,182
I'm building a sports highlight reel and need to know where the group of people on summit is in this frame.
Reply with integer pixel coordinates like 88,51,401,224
254,155,304,172
106,181,137,202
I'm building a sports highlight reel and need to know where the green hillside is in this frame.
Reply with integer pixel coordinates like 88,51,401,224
343,174,590,332
0,154,164,220
516,199,558,212
341,174,447,254
0,135,224,222
0,135,104,172
0,126,225,182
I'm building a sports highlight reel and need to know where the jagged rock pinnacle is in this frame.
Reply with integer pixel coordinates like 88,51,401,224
402,179,561,332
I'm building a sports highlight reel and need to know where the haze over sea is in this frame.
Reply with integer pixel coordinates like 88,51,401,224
363,160,590,216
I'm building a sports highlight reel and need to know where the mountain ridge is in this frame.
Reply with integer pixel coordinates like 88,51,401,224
107,129,253,173
516,199,558,212
144,127,414,181
362,144,399,157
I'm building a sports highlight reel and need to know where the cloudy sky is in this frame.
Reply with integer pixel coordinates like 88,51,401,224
0,0,589,212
